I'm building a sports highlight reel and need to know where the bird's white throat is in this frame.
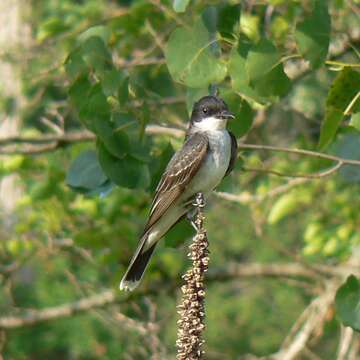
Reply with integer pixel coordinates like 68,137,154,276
193,116,227,132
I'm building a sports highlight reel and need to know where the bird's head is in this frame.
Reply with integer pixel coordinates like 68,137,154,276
189,96,235,132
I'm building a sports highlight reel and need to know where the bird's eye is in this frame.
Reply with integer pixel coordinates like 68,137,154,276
202,107,208,114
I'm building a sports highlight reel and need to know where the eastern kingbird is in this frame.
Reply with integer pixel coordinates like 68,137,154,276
120,95,237,291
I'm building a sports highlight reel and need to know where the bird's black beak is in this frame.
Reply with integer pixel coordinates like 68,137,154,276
219,110,235,120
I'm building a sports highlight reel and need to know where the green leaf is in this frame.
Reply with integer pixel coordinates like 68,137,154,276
335,275,360,331
319,68,360,149
326,69,360,111
66,150,107,190
65,48,87,79
229,38,290,102
220,90,254,137
240,13,260,42
117,77,129,107
186,87,209,115
101,69,124,97
81,36,113,76
246,38,291,98
230,98,254,137
246,39,279,82
94,118,130,159
217,4,241,39
295,0,331,68
37,17,69,42
165,19,227,88
78,83,111,132
267,190,311,225
173,0,191,13
336,134,360,183
228,40,252,91
97,142,150,189
228,40,267,104
318,107,344,150
78,25,111,44
112,112,150,163
267,193,300,225
350,113,360,131
68,75,92,111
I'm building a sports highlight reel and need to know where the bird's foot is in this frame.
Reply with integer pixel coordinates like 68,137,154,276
193,193,205,208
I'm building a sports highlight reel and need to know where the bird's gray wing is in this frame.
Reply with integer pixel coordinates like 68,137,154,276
143,132,208,233
224,131,238,177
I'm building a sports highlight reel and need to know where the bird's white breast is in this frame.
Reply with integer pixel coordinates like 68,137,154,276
185,129,231,197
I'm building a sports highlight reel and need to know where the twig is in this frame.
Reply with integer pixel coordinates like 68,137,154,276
242,161,344,179
207,262,320,282
176,193,209,360
0,261,356,330
337,326,354,360
115,57,166,68
148,0,187,28
215,162,343,205
273,281,338,360
0,290,115,329
145,20,166,53
238,144,360,166
1,125,359,172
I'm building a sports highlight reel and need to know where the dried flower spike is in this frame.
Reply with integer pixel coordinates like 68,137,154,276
176,193,209,360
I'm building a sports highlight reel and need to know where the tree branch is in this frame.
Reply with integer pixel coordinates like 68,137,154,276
238,144,360,166
207,262,320,281
215,162,343,205
272,281,338,360
0,290,116,329
0,261,340,330
1,128,359,171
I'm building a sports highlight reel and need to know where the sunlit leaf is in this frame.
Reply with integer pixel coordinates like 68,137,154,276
165,19,227,88
173,0,191,13
37,17,69,42
268,190,311,225
350,112,360,131
267,193,300,225
240,13,260,42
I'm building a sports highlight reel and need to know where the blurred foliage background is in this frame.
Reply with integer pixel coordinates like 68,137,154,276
0,0,359,359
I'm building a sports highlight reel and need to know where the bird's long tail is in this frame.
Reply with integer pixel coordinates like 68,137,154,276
120,233,156,291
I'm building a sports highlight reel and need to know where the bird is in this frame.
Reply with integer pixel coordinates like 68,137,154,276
120,95,238,291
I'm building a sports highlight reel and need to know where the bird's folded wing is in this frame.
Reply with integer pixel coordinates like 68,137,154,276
143,132,208,233
224,131,238,177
